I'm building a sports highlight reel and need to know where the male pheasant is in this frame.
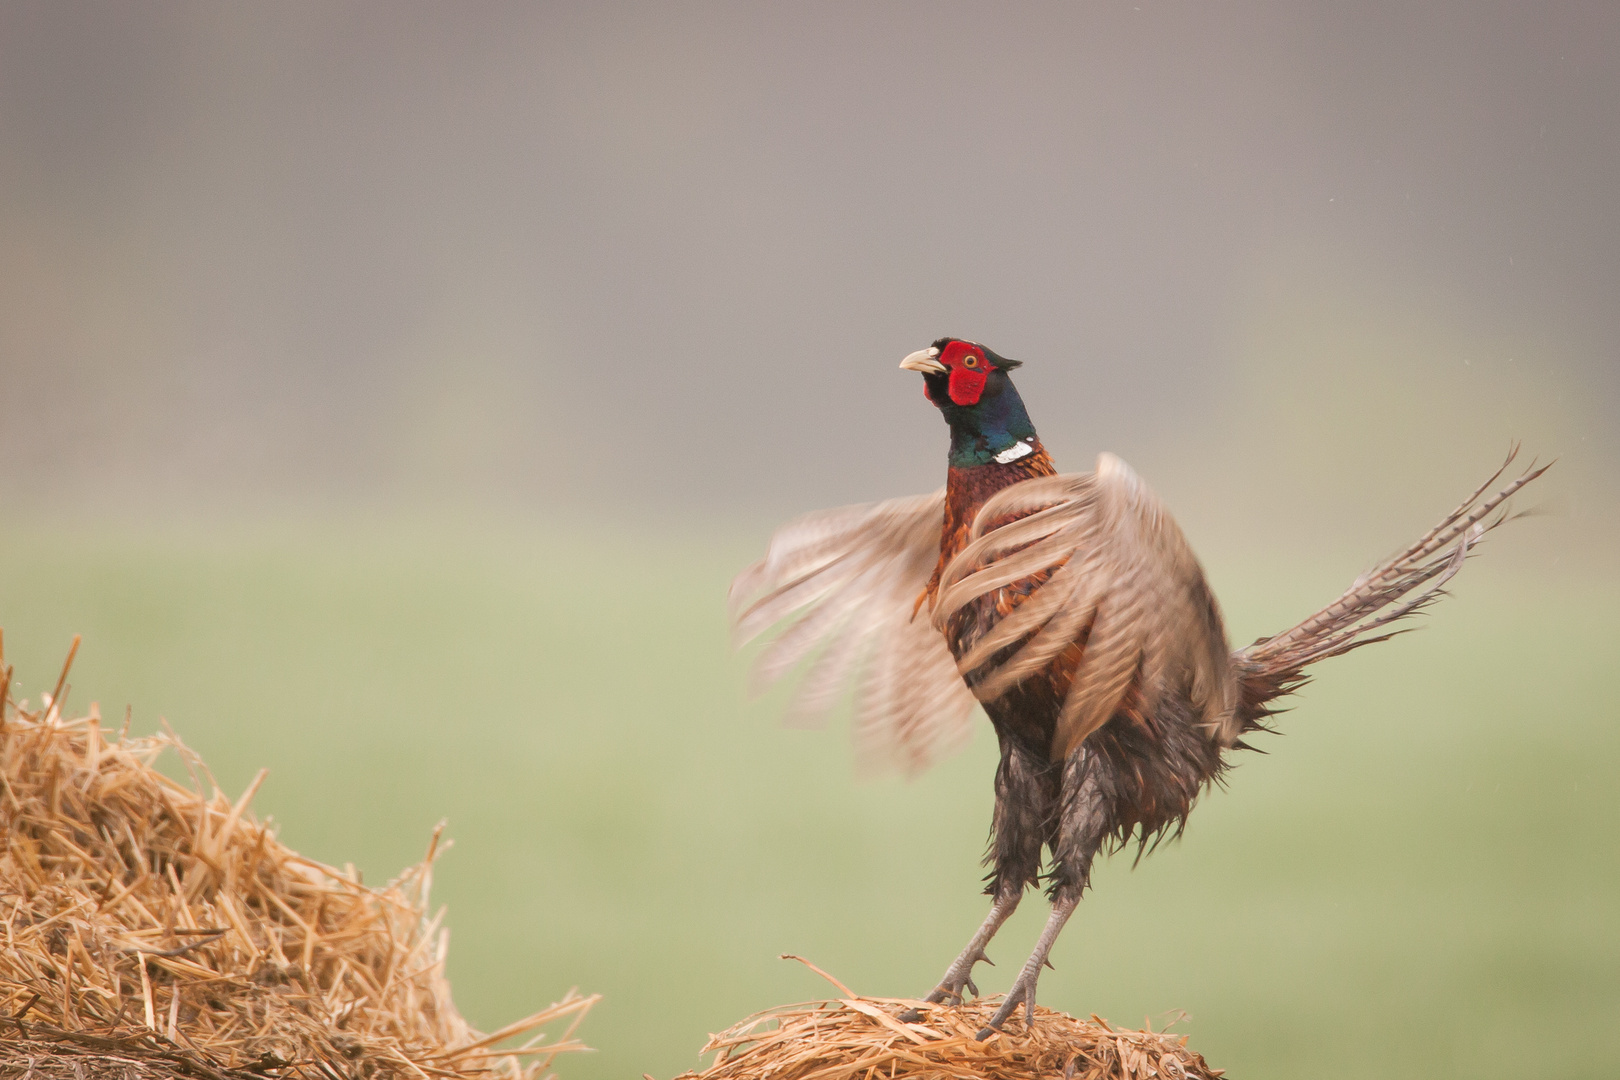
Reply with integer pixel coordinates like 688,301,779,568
729,338,1546,1038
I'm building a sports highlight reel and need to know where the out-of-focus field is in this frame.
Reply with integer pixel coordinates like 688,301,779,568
0,520,1614,1080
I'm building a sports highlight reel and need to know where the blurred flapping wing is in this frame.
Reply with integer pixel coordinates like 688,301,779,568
935,454,1237,759
729,491,980,775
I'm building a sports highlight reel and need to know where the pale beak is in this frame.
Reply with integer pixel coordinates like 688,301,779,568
899,346,947,374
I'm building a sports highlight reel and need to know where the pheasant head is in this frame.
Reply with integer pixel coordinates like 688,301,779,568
900,338,1040,468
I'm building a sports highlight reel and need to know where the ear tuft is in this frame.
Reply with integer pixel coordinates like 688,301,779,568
983,346,1021,371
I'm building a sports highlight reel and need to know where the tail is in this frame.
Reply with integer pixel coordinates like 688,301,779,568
1233,446,1551,730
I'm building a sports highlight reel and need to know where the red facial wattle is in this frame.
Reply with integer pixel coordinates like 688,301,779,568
948,367,988,405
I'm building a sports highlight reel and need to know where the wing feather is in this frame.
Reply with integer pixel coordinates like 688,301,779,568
730,490,979,774
783,612,866,728
936,454,1237,759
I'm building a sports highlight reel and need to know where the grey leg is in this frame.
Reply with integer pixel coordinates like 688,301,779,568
976,747,1112,1039
899,737,1056,1022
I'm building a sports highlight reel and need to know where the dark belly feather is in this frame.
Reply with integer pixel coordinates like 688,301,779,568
947,564,1225,851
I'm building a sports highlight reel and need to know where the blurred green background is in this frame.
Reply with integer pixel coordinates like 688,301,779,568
1,515,1614,1080
3,4,1619,1079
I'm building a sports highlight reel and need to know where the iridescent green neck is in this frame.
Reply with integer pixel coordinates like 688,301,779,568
943,376,1039,468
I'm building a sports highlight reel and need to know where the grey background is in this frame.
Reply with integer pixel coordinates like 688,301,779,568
2,1,1615,544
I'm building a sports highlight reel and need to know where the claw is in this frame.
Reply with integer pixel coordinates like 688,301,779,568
896,1007,924,1023
965,976,978,997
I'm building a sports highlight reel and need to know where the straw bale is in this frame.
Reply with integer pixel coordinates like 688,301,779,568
0,636,595,1080
670,960,1221,1080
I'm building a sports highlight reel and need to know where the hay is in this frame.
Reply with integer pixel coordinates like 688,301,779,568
669,958,1221,1080
0,634,595,1080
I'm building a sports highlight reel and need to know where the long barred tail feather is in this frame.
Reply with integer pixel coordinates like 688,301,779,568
1233,445,1551,728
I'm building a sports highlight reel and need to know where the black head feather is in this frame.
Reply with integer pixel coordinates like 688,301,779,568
930,337,1022,371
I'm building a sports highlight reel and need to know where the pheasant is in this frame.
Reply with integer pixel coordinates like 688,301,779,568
729,337,1547,1039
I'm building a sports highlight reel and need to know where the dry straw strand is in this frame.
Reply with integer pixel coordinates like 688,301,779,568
0,637,596,1080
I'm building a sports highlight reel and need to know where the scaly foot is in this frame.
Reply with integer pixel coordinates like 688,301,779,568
896,948,995,1022
973,892,1077,1040
973,958,1044,1039
897,891,1022,1023
925,946,993,1005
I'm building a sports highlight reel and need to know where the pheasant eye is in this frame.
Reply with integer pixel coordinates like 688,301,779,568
963,355,979,368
